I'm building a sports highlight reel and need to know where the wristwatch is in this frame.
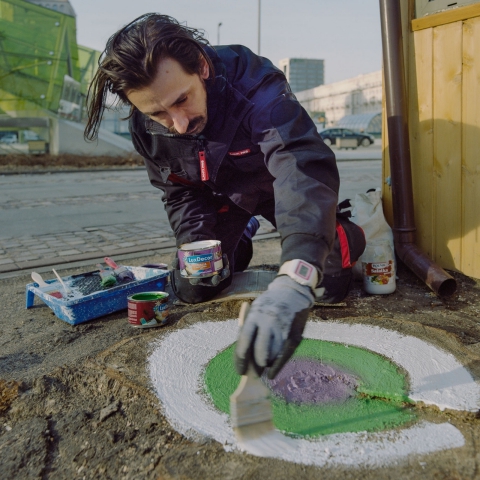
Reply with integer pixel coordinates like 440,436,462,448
278,259,319,289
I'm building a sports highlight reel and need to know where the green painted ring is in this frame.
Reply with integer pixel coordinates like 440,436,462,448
204,339,415,437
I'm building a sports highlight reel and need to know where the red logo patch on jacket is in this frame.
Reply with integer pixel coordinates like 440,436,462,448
228,148,251,157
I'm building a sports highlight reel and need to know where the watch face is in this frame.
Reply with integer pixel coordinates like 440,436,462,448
296,261,313,280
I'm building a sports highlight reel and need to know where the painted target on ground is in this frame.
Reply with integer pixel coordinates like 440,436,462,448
148,320,480,467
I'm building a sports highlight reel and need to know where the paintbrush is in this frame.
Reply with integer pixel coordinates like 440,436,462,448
104,256,135,282
95,263,117,288
230,302,296,457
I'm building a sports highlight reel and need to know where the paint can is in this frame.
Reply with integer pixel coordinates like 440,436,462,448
127,291,169,328
362,241,396,294
178,240,223,278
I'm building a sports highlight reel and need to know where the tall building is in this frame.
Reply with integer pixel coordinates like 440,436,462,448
278,58,324,93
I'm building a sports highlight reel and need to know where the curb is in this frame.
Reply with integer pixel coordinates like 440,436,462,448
0,156,382,176
0,166,146,176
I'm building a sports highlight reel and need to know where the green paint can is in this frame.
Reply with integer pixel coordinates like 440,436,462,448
127,291,169,328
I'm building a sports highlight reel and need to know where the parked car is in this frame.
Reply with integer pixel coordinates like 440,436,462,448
0,133,18,144
318,128,375,147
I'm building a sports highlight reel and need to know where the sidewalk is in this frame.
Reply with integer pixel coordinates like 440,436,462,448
0,217,277,275
1,155,381,275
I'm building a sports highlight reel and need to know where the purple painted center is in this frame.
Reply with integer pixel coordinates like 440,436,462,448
264,358,358,405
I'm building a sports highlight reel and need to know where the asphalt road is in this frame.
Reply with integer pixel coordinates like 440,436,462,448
1,156,382,239
0,170,169,238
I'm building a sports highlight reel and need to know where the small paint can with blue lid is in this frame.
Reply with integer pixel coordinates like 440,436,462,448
178,240,223,279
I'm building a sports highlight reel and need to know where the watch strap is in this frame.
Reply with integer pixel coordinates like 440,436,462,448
278,259,319,289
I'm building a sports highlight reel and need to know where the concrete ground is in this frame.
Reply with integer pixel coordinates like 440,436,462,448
1,239,480,479
3,145,480,479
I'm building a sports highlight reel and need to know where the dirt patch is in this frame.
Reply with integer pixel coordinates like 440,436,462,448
0,153,144,173
1,245,480,478
0,380,19,413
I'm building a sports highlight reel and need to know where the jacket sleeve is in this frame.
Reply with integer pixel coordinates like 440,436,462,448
129,128,218,247
249,74,340,277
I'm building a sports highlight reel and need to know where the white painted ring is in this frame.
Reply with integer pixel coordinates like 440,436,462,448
148,320,477,466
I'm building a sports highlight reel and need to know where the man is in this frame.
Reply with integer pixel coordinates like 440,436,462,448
85,13,364,379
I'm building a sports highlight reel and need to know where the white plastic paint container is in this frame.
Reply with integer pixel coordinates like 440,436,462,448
362,240,396,294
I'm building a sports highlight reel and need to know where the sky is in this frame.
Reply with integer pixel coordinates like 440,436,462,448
72,0,382,85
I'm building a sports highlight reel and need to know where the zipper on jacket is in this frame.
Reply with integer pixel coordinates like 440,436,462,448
198,136,209,182
146,123,210,183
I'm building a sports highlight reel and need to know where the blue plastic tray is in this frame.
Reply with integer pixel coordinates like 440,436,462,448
25,266,169,325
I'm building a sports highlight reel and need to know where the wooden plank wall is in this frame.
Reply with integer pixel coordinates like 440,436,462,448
383,2,480,279
462,17,480,278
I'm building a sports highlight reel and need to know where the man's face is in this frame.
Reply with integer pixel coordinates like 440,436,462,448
126,56,209,135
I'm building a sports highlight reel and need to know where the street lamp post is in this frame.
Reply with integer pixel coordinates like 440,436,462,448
217,22,222,45
257,0,261,55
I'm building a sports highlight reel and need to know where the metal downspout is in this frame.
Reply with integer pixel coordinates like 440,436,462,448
379,0,456,296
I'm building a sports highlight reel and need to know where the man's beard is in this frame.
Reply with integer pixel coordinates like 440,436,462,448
168,114,207,135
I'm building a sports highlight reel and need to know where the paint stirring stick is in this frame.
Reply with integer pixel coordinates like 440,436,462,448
52,268,71,295
230,302,296,457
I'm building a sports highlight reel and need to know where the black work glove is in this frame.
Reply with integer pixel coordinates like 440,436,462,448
172,254,230,287
170,254,232,304
234,275,314,379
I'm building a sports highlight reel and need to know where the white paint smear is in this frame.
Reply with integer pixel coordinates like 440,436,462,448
307,322,480,411
148,320,473,466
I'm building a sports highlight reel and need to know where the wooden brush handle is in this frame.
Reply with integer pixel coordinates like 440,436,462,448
238,302,250,327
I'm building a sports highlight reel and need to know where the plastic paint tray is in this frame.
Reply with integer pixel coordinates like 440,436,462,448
25,266,170,325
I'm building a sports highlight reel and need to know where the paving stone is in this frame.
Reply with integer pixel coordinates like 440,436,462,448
135,239,158,245
16,258,65,270
0,263,16,272
42,252,59,258
27,252,53,258
57,249,82,256
0,258,14,265
13,255,40,262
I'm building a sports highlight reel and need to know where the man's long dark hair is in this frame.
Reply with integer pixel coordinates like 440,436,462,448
84,13,214,141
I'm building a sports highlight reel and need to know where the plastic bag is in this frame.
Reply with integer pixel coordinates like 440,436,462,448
347,189,394,280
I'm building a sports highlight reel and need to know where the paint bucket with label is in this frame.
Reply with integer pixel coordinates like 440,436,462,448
362,241,396,294
178,240,223,279
127,292,169,328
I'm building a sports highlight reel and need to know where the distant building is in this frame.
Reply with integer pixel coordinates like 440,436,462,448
295,70,382,129
0,0,133,155
101,104,132,140
278,58,324,93
24,0,76,16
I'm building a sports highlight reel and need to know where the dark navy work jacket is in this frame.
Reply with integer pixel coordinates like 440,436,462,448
129,45,339,273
